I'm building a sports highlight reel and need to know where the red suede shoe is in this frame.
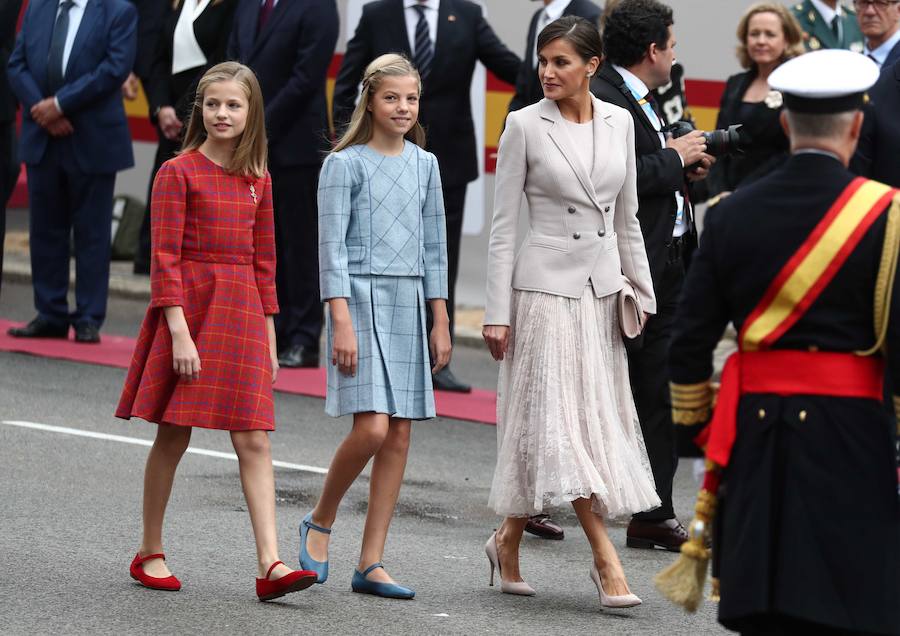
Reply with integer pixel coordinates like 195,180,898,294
256,561,317,601
130,552,182,591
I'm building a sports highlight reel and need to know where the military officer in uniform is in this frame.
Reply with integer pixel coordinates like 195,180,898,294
656,49,900,635
792,0,865,52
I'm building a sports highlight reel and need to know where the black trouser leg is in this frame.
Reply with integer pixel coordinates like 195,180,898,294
427,183,466,343
0,120,16,301
269,164,323,352
629,258,685,521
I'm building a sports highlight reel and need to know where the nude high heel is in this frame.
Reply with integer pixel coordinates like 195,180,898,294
484,532,536,596
590,564,642,608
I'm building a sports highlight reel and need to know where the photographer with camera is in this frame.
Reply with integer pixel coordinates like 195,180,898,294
590,0,712,554
705,3,806,206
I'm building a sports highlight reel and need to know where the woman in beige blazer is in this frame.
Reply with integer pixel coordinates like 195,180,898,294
482,17,659,607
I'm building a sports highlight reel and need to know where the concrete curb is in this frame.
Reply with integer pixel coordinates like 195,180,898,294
2,250,488,348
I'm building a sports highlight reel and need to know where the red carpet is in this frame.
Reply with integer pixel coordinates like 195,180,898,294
0,318,497,425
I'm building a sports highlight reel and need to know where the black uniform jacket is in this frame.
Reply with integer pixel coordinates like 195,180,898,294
852,59,900,188
331,0,520,187
507,0,601,113
670,153,900,635
591,63,697,286
228,0,338,168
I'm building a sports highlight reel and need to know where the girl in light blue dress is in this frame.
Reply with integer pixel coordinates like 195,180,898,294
298,54,451,600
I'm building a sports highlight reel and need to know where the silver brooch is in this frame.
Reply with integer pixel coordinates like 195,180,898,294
764,90,783,109
249,183,257,203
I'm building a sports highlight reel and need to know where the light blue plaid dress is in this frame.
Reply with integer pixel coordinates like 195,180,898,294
317,142,449,420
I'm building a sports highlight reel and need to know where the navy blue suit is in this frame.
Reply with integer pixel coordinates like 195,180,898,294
8,0,136,329
228,0,339,352
852,58,900,188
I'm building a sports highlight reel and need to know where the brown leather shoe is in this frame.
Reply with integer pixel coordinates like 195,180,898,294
626,518,688,552
524,514,564,540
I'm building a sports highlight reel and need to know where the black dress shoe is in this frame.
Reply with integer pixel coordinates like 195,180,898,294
432,366,471,393
7,317,69,339
278,344,320,368
524,514,565,540
74,323,101,344
626,518,688,552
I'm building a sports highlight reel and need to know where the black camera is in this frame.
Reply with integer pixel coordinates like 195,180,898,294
667,121,746,157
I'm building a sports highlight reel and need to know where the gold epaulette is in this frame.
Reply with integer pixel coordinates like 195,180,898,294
858,193,899,356
671,380,714,425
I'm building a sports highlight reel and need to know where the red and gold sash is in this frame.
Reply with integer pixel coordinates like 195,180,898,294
739,178,896,352
703,178,896,467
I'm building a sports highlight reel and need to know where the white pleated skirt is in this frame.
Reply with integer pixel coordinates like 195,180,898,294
488,287,661,519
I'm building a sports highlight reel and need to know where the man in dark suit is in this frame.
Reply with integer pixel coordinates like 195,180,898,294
1,0,25,302
590,0,712,551
333,0,520,392
120,0,167,99
508,0,602,112
229,0,339,368
852,58,900,186
7,0,137,343
857,0,900,68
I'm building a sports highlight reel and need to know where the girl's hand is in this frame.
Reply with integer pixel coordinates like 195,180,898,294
430,323,452,374
171,332,201,380
482,325,510,361
270,349,279,383
332,316,358,377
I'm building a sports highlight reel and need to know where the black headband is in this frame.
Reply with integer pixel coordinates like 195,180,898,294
782,91,867,114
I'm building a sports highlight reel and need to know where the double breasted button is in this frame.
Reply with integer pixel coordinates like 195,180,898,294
598,230,605,237
573,232,581,239
757,408,766,420
798,410,808,422
567,206,576,214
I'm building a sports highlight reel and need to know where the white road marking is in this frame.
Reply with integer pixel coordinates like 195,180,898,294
1,420,328,474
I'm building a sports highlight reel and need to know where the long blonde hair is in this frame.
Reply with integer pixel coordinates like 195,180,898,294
333,54,426,153
180,62,268,179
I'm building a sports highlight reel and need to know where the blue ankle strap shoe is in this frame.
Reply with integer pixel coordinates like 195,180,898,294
299,512,331,584
351,563,415,599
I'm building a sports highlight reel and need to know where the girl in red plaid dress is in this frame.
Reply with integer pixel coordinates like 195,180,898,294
116,62,316,601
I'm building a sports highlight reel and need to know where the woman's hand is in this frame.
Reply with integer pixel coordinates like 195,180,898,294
171,331,201,381
158,106,183,141
482,325,510,361
266,316,278,383
329,299,357,377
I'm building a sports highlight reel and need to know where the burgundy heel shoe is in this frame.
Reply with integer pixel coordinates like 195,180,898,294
256,561,317,601
130,552,182,591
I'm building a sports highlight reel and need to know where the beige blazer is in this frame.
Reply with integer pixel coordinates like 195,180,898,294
483,96,656,326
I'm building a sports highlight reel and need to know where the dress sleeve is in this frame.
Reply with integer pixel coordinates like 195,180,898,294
253,172,279,315
317,153,353,300
149,161,187,308
422,154,449,300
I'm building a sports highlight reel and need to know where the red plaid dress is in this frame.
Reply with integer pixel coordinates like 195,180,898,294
116,151,279,431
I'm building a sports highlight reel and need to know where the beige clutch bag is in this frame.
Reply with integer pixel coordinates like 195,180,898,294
618,280,644,339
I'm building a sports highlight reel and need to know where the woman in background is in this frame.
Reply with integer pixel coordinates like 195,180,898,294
706,2,804,203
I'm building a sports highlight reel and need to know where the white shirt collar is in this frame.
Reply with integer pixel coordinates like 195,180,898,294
865,27,900,64
613,64,651,99
810,0,842,24
794,147,842,162
543,0,572,22
405,0,439,10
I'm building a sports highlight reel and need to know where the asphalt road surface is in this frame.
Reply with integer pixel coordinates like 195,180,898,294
0,281,726,635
